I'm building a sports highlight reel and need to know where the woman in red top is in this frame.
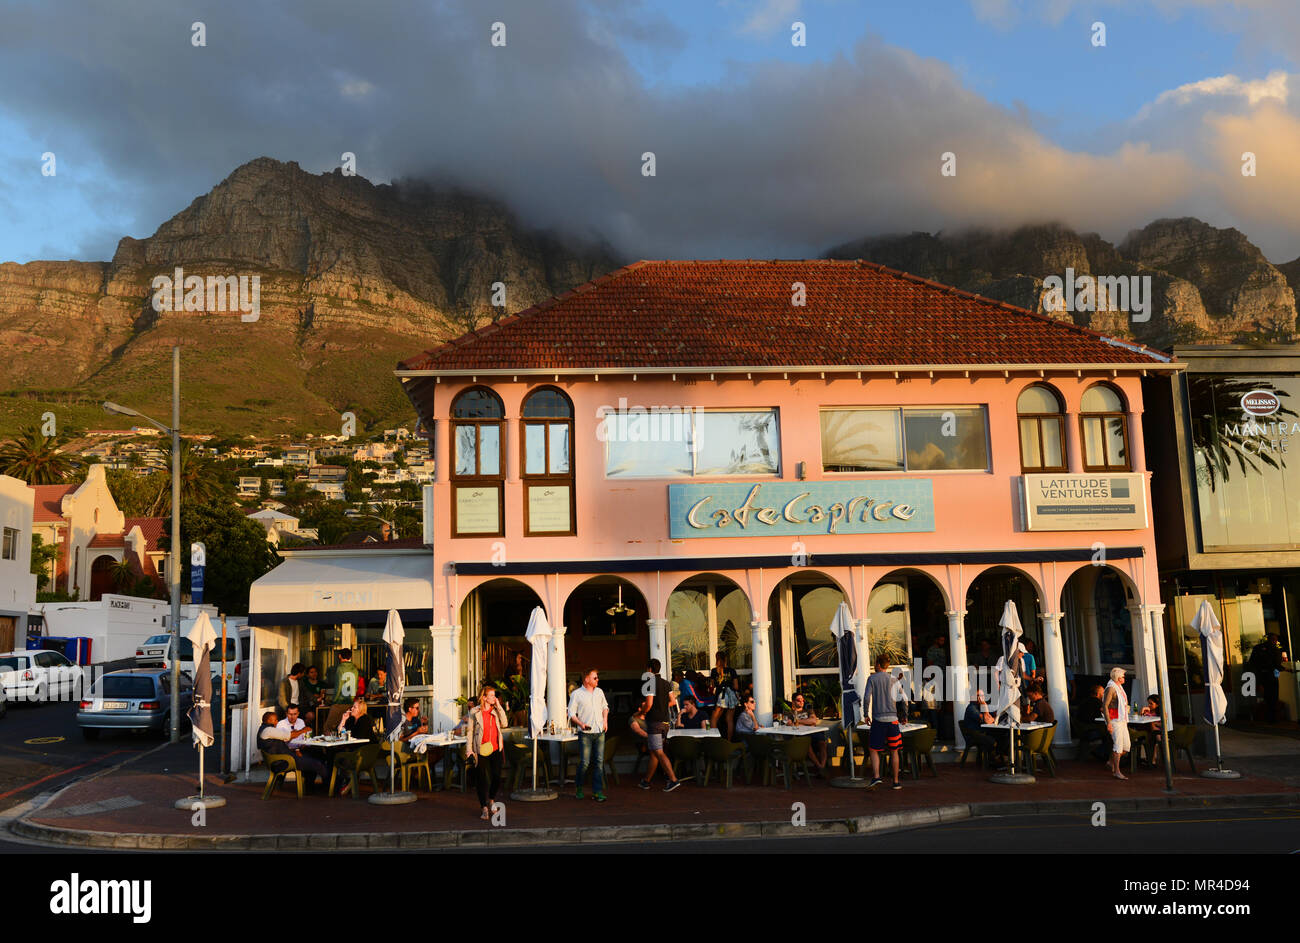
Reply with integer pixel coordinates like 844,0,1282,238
467,682,509,820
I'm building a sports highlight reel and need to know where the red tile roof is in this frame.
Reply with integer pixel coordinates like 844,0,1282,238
30,484,76,523
281,537,428,553
124,517,166,552
397,260,1174,372
88,534,125,548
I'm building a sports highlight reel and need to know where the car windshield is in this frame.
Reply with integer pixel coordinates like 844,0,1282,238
99,677,156,699
146,635,170,646
0,657,23,671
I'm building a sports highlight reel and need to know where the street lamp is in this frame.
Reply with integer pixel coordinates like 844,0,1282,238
104,345,182,744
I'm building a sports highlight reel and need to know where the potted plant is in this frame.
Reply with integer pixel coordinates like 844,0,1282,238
494,675,529,726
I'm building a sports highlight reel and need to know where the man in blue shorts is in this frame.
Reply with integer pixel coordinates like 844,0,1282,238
863,653,907,790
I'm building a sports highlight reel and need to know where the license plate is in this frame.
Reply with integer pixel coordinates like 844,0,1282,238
100,701,129,710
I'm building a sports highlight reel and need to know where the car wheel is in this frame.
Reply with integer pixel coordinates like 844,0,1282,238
82,727,100,741
31,684,47,704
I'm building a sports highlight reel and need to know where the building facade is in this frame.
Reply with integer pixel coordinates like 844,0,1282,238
394,260,1179,745
0,475,36,650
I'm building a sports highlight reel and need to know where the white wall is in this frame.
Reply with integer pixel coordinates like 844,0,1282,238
0,475,36,641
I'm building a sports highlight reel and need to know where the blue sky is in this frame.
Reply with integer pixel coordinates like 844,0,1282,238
2,0,1299,263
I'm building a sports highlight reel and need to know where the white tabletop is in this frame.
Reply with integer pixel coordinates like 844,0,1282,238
981,722,1051,731
856,722,926,734
1096,715,1161,724
668,727,721,738
408,733,468,754
756,725,826,736
531,731,579,742
298,735,367,748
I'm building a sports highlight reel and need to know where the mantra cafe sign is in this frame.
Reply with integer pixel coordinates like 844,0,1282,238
668,481,935,538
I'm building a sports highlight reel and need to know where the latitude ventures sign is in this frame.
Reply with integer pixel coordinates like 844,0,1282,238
1021,473,1147,532
668,481,935,538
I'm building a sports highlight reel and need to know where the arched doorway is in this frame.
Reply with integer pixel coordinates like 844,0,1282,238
564,576,650,719
459,577,546,715
666,573,754,686
89,554,118,602
1060,564,1138,686
768,571,847,706
964,566,1043,691
869,569,952,737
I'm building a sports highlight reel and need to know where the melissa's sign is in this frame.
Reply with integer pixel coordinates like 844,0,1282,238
668,481,935,538
1021,473,1147,532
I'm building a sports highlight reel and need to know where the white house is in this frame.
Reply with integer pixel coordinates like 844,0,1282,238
0,475,36,652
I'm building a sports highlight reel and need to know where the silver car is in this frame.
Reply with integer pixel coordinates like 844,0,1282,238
76,669,193,739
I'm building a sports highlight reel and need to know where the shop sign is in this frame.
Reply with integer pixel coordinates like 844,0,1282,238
1021,473,1147,531
668,480,934,538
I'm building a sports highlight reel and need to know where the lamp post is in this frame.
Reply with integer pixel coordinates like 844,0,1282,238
104,345,182,743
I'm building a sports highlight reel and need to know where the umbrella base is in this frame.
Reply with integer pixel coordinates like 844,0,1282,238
510,788,558,802
828,776,872,789
175,795,226,810
989,772,1037,785
369,790,418,805
1200,768,1242,780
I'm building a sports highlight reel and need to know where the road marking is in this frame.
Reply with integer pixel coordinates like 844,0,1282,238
0,750,134,801
23,737,65,745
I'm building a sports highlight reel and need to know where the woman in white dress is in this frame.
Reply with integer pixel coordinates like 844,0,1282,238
1102,667,1131,780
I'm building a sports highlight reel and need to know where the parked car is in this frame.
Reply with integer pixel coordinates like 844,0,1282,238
0,683,7,719
134,634,174,668
77,669,193,739
160,620,251,702
0,649,86,704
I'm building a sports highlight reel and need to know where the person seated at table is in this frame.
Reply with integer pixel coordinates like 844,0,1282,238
276,703,311,743
962,690,1004,765
790,692,828,774
1139,694,1164,766
735,695,759,736
628,705,649,750
677,670,699,705
342,696,380,742
365,667,388,704
1072,683,1109,762
1025,683,1055,725
258,708,327,792
677,696,708,729
399,697,428,743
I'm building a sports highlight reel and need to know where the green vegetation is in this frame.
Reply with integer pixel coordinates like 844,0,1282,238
0,425,73,483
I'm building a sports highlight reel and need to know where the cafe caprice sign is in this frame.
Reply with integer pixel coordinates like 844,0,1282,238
668,481,935,538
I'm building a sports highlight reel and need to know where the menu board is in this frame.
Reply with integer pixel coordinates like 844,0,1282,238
455,486,500,535
528,485,572,533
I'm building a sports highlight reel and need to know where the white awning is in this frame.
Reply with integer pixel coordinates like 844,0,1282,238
248,551,433,625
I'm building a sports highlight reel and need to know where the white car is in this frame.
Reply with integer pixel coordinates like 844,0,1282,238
134,634,173,668
0,649,86,704
160,621,252,702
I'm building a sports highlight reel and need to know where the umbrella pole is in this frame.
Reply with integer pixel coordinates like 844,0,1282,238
1212,717,1223,770
532,737,538,791
199,746,204,799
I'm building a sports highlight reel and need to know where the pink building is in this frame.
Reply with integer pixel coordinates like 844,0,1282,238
396,260,1180,746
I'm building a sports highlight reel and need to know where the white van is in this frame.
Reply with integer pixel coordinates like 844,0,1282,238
161,619,251,702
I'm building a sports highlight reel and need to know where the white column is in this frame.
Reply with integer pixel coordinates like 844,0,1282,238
1039,611,1073,745
647,618,668,679
750,620,774,726
854,618,872,724
429,623,459,732
1126,604,1158,707
1146,604,1170,717
947,610,970,749
547,623,568,728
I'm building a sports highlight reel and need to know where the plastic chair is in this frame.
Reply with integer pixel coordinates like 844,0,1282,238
508,739,553,791
1128,726,1153,774
702,738,745,788
1021,723,1057,777
602,734,622,787
261,752,305,800
958,721,991,770
329,743,383,799
383,740,432,791
1171,725,1197,774
1015,727,1047,774
741,734,775,785
902,728,939,780
667,736,701,781
771,735,814,788
440,746,468,792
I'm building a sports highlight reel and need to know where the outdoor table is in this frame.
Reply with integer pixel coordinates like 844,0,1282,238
668,727,721,738
409,733,469,791
756,724,825,736
856,722,927,734
529,731,579,786
295,735,367,749
1096,715,1161,724
982,722,1050,782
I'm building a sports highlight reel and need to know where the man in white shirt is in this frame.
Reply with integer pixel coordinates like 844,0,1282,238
258,707,327,791
567,668,609,802
276,703,312,747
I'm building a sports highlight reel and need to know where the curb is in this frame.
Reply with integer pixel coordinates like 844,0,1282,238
11,790,1299,850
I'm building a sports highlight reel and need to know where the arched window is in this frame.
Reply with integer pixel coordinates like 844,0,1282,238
521,387,575,536
450,387,504,537
1017,384,1066,473
1079,383,1130,472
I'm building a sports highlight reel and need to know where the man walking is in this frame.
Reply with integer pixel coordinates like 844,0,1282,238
863,654,907,790
638,658,682,792
568,668,609,802
324,648,361,734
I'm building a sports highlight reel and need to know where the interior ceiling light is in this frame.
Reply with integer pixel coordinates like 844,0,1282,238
605,584,633,616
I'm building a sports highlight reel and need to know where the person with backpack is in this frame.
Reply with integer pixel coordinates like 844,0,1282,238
324,648,362,734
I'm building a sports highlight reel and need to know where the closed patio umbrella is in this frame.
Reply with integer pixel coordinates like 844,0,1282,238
1192,600,1235,776
994,600,1024,726
519,606,553,797
829,602,866,785
382,609,406,795
176,612,224,809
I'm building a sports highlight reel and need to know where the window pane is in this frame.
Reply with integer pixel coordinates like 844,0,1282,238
1018,418,1041,469
695,411,780,476
524,424,545,475
866,582,910,666
820,409,903,471
1041,417,1063,468
1105,416,1127,467
903,407,989,471
667,589,709,674
604,415,692,477
522,389,571,419
548,424,570,474
454,425,476,476
716,587,752,671
1081,385,1123,412
793,585,843,670
1017,386,1060,414
1082,417,1104,467
479,425,500,476
453,389,502,419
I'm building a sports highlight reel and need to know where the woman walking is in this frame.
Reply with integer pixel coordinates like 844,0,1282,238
1102,667,1131,780
466,682,508,820
710,650,741,739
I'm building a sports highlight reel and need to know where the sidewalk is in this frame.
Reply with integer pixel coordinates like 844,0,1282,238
12,742,1299,849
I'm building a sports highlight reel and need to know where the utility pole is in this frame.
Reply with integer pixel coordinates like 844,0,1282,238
170,346,181,743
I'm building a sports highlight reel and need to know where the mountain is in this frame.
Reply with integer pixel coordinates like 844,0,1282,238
826,218,1298,348
0,158,621,439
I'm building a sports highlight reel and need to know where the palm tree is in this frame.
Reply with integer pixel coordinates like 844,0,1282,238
0,425,72,484
146,442,225,514
110,558,137,592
